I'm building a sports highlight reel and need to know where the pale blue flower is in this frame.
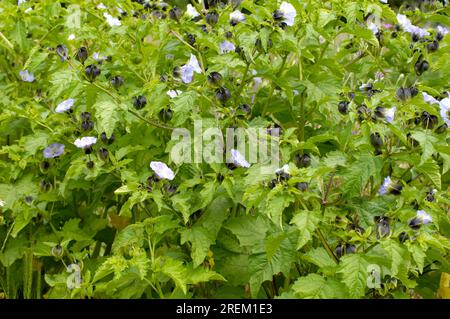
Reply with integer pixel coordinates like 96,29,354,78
437,25,448,39
180,54,202,84
104,12,121,27
55,98,75,113
185,4,200,18
416,210,432,224
279,2,296,27
150,161,175,180
74,136,97,149
396,14,429,38
19,70,35,82
276,164,290,175
439,97,450,126
230,149,250,168
378,176,392,195
368,22,379,34
384,107,396,123
220,41,236,54
167,90,182,98
43,143,65,158
230,10,245,25
422,92,439,105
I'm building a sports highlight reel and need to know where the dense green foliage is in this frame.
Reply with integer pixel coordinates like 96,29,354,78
0,0,449,299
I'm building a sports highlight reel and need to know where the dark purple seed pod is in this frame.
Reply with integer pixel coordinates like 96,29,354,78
370,132,383,148
208,72,223,85
98,147,109,160
338,101,349,114
375,216,390,239
75,47,88,64
427,40,439,53
85,64,101,81
399,232,409,243
237,104,251,115
269,178,278,189
215,87,231,102
169,7,182,21
295,153,311,168
159,108,173,122
345,244,356,254
40,180,52,192
185,33,196,46
86,160,94,169
80,111,91,121
132,95,147,109
335,245,344,258
296,182,308,191
56,44,69,62
205,11,219,25
421,111,438,129
40,161,50,171
81,120,94,131
111,75,124,89
408,217,422,230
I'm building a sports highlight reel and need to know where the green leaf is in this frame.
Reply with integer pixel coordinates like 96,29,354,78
171,91,197,126
410,131,437,164
225,215,269,248
153,256,188,294
265,188,295,227
416,159,441,190
93,94,122,138
290,210,321,250
342,152,382,198
292,274,348,298
338,254,369,298
180,196,232,266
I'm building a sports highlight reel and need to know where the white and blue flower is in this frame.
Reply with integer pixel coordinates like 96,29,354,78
230,149,251,168
150,161,175,180
422,92,439,105
230,10,245,25
19,70,35,82
55,98,75,113
43,143,65,159
167,90,182,98
384,107,396,123
180,54,202,84
416,210,432,224
104,12,121,27
185,4,200,18
378,176,392,195
219,41,235,54
74,136,97,149
439,97,450,126
279,2,296,27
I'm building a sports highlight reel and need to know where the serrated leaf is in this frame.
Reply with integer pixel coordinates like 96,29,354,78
290,210,321,250
338,254,369,298
180,196,232,266
94,94,121,138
